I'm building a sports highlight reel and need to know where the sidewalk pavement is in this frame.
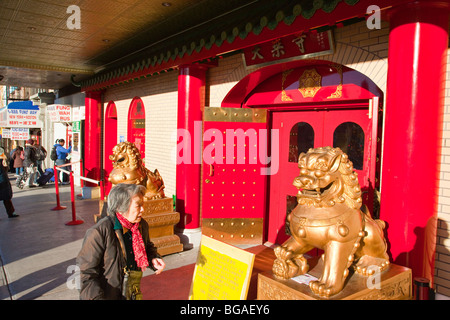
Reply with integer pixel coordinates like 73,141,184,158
0,173,199,300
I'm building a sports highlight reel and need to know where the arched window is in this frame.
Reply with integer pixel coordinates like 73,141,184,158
289,122,314,163
105,101,118,194
333,122,364,170
127,97,146,160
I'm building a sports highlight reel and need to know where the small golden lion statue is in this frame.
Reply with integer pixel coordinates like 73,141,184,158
272,146,389,298
108,141,165,200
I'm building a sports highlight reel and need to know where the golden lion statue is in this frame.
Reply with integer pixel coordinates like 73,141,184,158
108,141,165,200
272,146,389,298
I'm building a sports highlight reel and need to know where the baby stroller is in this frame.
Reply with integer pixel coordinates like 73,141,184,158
15,169,29,189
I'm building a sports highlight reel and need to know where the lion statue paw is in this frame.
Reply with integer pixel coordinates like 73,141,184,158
272,245,309,280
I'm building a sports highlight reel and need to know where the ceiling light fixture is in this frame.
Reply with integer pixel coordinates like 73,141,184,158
102,39,110,43
162,2,172,7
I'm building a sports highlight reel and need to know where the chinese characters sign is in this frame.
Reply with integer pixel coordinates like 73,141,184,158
0,101,42,128
11,128,30,140
7,108,40,127
243,30,333,68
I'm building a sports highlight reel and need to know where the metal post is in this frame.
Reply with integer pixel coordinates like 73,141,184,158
65,171,83,226
51,165,67,211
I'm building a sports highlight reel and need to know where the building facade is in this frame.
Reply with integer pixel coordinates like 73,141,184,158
74,1,450,297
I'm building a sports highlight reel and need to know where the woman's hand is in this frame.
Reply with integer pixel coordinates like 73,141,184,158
152,258,165,275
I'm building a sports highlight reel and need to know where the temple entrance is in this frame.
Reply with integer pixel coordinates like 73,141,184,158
212,59,383,246
268,105,375,244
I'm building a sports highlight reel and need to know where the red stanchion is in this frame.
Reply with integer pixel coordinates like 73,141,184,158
66,171,84,226
51,165,67,211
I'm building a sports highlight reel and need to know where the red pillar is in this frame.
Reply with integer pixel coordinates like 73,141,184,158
380,1,450,286
84,91,103,187
176,64,208,229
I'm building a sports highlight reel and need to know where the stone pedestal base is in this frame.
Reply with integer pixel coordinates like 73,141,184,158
257,259,412,300
142,198,183,256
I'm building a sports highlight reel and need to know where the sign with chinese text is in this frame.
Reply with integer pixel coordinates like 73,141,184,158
243,30,334,68
47,104,72,122
11,128,29,140
0,101,42,128
189,235,255,300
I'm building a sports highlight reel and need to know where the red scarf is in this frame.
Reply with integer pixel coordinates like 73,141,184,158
116,212,149,271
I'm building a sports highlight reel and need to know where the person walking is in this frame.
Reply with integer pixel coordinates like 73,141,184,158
23,139,38,188
54,139,72,184
33,144,47,184
77,183,165,300
12,146,24,176
0,147,18,218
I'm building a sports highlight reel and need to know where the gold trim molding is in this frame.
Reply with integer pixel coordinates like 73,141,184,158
204,107,267,123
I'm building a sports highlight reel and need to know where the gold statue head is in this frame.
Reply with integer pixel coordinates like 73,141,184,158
109,141,142,170
108,141,165,200
293,146,362,209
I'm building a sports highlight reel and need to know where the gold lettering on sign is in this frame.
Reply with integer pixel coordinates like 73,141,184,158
298,68,321,98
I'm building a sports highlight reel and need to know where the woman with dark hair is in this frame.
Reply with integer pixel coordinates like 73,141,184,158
77,183,165,300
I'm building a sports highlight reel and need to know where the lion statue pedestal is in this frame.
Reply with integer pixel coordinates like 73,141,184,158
266,147,412,299
107,141,183,256
142,197,183,256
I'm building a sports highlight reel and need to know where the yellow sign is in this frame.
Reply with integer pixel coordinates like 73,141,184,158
189,235,255,300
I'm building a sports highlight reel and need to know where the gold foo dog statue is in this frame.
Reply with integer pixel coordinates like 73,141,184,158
272,146,389,298
109,141,165,200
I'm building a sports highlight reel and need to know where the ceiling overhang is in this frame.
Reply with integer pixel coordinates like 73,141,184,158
0,0,415,92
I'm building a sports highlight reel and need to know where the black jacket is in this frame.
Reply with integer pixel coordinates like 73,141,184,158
76,216,159,300
23,145,37,167
0,161,12,201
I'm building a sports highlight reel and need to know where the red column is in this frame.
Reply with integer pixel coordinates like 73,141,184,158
84,91,103,187
380,1,450,285
176,64,208,229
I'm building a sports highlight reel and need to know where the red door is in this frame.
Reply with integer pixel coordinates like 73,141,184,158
201,107,269,245
268,103,378,244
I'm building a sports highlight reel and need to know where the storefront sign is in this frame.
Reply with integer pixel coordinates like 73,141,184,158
72,121,81,132
243,30,334,68
1,128,10,139
47,104,72,122
0,101,42,128
11,128,30,140
189,235,255,300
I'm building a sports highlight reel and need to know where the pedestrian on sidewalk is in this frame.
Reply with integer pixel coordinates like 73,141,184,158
54,139,72,184
12,146,24,176
33,144,47,184
23,139,38,188
77,183,165,300
0,148,18,218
